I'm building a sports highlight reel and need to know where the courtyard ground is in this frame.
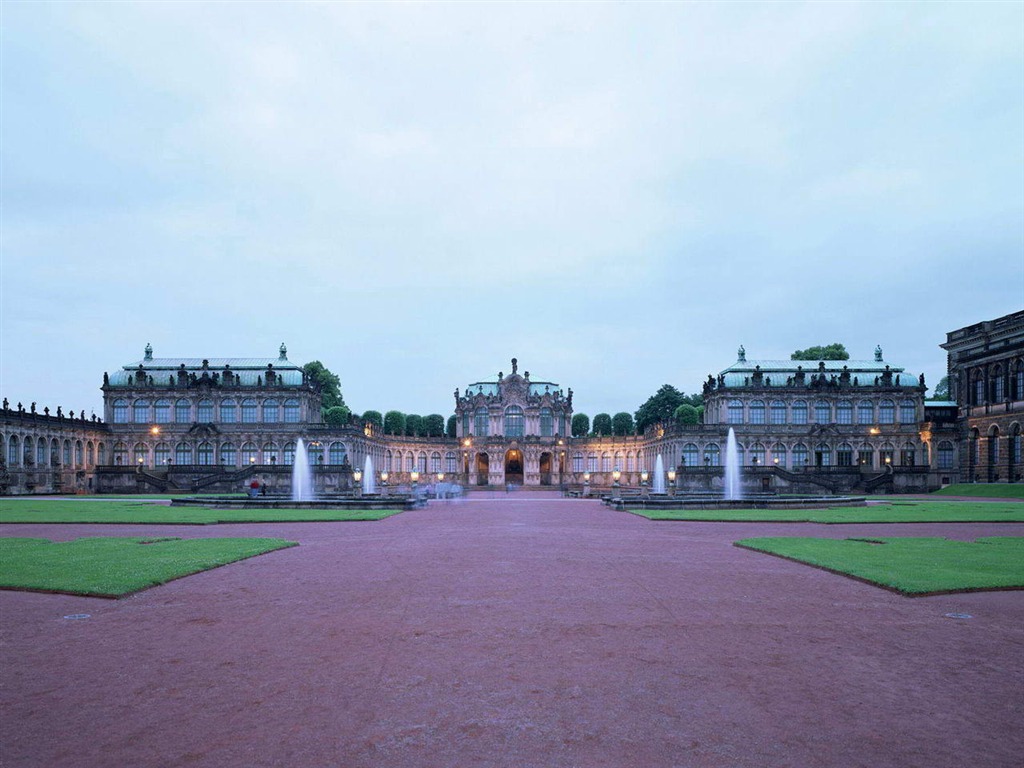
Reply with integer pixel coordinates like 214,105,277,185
1,492,1022,768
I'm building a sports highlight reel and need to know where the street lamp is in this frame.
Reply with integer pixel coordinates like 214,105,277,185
612,467,621,497
667,469,676,496
353,468,362,497
380,471,389,497
583,471,591,497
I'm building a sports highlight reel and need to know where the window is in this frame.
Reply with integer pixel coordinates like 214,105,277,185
262,399,280,423
132,442,146,467
329,442,347,464
858,447,873,468
220,442,237,466
308,442,324,465
749,400,765,424
993,368,1005,401
241,399,258,423
540,408,553,437
175,442,193,464
283,399,300,423
113,399,129,423
154,443,170,465
770,401,787,425
154,399,171,423
879,400,895,424
880,444,895,466
814,401,831,424
51,438,60,465
1016,362,1024,400
259,442,277,464
462,413,470,436
836,401,853,425
418,452,427,473
113,442,127,466
899,400,916,424
815,443,831,467
474,408,489,437
728,400,744,424
836,443,853,467
406,452,414,472
283,442,296,465
974,377,984,405
750,443,765,466
197,442,214,465
601,453,611,472
792,443,809,468
771,443,787,468
175,399,191,423
792,401,808,425
36,439,47,466
572,453,583,473
431,452,442,473
857,400,874,424
704,443,721,467
97,443,106,465
7,436,19,466
220,399,237,423
681,443,699,467
63,440,71,465
587,454,597,472
937,441,955,469
197,400,214,422
901,443,916,466
504,406,524,437
626,452,636,471
133,399,150,423
445,452,457,473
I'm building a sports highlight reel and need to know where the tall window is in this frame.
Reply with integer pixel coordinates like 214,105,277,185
446,452,457,473
880,444,895,465
406,453,414,472
771,443,787,468
175,442,193,464
504,406,524,437
1015,362,1024,400
836,401,853,425
283,399,300,423
857,400,874,424
154,399,171,423
74,441,83,466
197,442,214,465
259,442,277,464
682,443,699,467
792,443,809,468
728,400,744,424
836,443,853,467
993,367,1004,401
220,442,237,466
175,399,191,423
418,452,427,472
704,443,721,467
329,442,347,464
462,413,471,436
431,452,442,473
220,399,237,423
901,443,916,466
572,453,583,472
63,440,72,465
770,401,787,425
97,443,106,465
814,401,831,424
792,401,808,425
197,400,214,422
937,441,955,469
749,400,765,425
858,446,873,467
899,400,916,424
308,443,324,465
815,443,831,467
36,439,47,466
974,377,984,405
113,399,129,423
262,399,280,423
283,442,296,465
113,441,127,465
7,436,19,466
587,454,597,472
601,453,612,472
154,443,170,465
241,399,258,423
626,452,636,472
879,400,895,424
750,443,765,466
474,408,489,437
540,408,553,437
133,399,150,423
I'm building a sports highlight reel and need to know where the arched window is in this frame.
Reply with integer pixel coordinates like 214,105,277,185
749,400,765,425
899,399,916,424
97,443,106,465
727,400,744,424
901,442,917,466
880,443,895,466
22,437,33,466
196,442,213,465
937,440,955,469
262,399,280,423
814,400,831,424
601,452,612,472
86,442,94,468
445,452,457,473
836,443,853,466
385,450,393,472
704,443,721,467
154,443,171,465
857,400,874,424
328,442,347,464
36,438,47,466
283,442,296,465
220,442,237,466
308,442,324,465
1015,361,1024,400
74,441,83,467
417,452,427,473
175,399,192,423
474,408,489,437
993,366,1005,401
51,438,60,465
771,443,787,468
133,399,150,423
241,399,258,423
153,399,171,423
1009,424,1022,477
63,440,72,465
613,451,623,470
175,442,193,465
836,401,853,425
879,399,895,424
220,399,237,423
572,453,584,473
406,452,415,472
587,454,597,472
750,443,766,466
814,443,831,467
791,401,808,425
283,399,300,423
7,435,19,466
681,443,699,467
974,375,984,405
504,406,524,437
113,399,129,423
431,452,442,473
626,451,636,472
197,400,214,422
858,444,874,467
113,441,127,466
258,442,276,465
770,401,787,425
540,407,553,437
792,443,808,468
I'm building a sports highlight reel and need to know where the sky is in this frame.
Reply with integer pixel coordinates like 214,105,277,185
2,1,1022,420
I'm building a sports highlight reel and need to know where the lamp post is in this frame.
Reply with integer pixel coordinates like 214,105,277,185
411,470,420,496
640,470,649,498
612,467,621,497
353,468,362,497
380,471,389,497
667,469,676,497
583,471,591,497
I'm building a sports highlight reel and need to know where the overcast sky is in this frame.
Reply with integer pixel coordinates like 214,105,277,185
2,2,1022,419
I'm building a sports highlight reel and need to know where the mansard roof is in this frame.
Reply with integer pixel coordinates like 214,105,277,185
713,347,925,390
105,344,306,388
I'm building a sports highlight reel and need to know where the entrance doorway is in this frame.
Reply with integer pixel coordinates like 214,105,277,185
505,449,524,485
476,453,489,486
539,452,552,485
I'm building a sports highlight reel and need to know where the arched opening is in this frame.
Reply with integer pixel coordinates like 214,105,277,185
505,449,524,485
476,452,489,486
539,451,552,485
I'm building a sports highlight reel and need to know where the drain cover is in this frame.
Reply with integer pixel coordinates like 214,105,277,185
63,614,91,620
944,613,972,620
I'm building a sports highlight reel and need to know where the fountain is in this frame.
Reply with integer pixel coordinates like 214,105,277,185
292,438,314,501
362,455,376,495
724,428,742,501
652,454,666,494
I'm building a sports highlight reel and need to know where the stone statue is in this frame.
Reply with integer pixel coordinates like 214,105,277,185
511,358,518,375
144,343,153,361
738,345,746,362
30,402,36,413
875,345,883,362
279,342,288,360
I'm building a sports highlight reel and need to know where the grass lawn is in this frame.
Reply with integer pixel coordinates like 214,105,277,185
931,483,1024,498
630,500,1024,524
0,499,403,524
0,536,297,597
734,536,1024,595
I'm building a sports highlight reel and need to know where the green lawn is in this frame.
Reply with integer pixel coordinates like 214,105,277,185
734,536,1024,595
931,483,1024,498
0,536,297,597
630,500,1024,524
0,499,403,524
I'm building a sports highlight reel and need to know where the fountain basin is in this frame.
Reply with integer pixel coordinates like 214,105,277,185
606,494,865,511
171,494,418,511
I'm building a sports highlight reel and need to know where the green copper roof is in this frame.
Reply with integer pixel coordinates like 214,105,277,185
107,355,306,388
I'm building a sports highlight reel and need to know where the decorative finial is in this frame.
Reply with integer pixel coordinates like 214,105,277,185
874,345,883,362
144,343,153,361
279,343,287,361
511,358,518,375
738,345,746,363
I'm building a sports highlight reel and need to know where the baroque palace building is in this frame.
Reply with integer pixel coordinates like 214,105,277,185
1,311,1021,495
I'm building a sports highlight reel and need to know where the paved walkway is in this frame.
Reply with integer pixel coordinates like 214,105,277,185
1,495,1022,767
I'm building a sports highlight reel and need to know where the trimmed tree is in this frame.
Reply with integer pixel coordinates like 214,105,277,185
571,413,590,437
383,410,406,436
612,412,634,436
592,413,612,436
674,404,698,425
791,344,849,361
405,414,423,437
446,415,457,438
323,405,351,426
423,414,445,437
362,410,383,429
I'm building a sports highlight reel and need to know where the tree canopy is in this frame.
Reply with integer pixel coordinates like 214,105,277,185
932,375,950,400
323,405,350,426
302,361,345,410
383,410,406,436
790,344,849,361
423,414,446,437
592,413,612,436
405,414,423,437
446,415,457,438
612,412,634,436
634,385,703,434
571,413,590,437
674,403,699,425
361,410,383,429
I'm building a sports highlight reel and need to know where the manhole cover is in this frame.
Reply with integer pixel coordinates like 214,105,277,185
944,613,972,620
